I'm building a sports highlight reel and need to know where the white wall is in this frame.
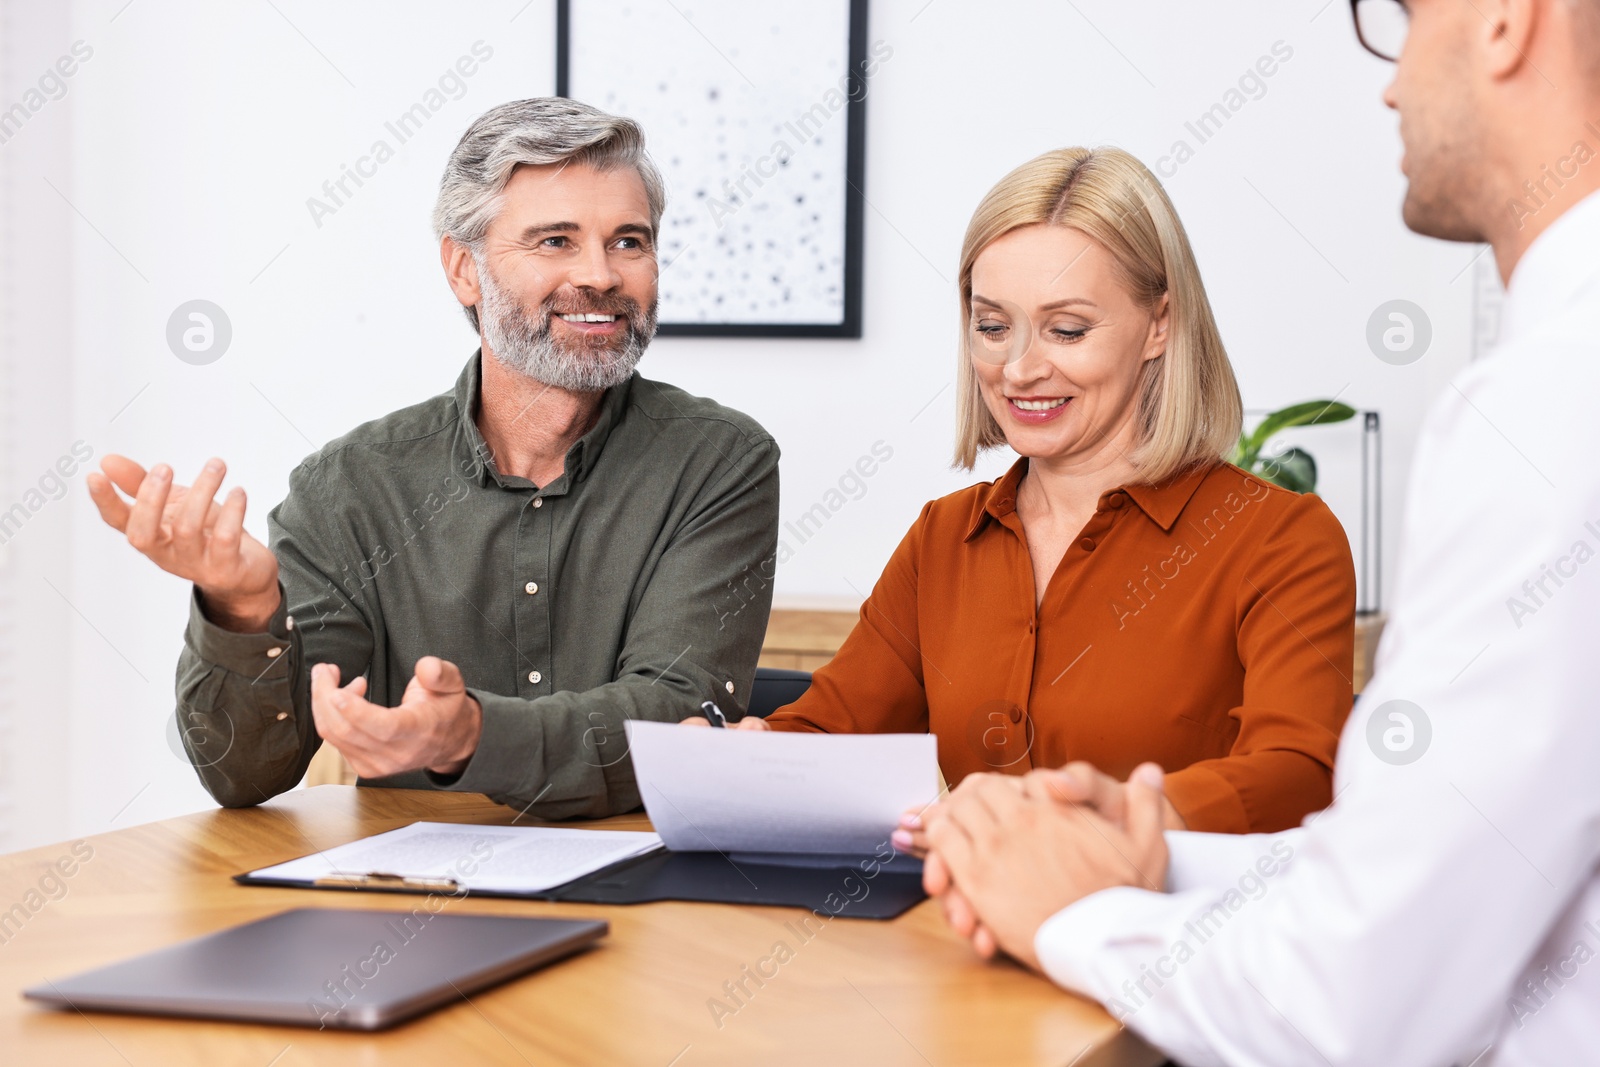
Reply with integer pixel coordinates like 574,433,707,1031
0,0,1479,851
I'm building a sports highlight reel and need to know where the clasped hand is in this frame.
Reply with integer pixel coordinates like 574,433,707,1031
895,761,1173,971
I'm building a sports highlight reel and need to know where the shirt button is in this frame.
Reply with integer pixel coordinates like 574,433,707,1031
533,497,544,509
285,614,295,631
276,712,289,721
1108,492,1127,509
1079,537,1096,552
1009,706,1023,723
725,681,735,694
528,670,542,684
524,581,539,595
266,647,283,659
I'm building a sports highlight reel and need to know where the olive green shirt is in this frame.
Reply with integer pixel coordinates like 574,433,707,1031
176,351,780,818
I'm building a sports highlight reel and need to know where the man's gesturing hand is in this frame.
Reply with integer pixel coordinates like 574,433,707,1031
311,657,484,778
922,764,1171,971
86,455,280,631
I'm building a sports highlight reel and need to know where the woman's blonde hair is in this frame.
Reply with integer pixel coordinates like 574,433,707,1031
954,146,1242,482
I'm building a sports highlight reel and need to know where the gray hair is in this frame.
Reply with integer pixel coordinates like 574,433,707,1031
433,98,667,330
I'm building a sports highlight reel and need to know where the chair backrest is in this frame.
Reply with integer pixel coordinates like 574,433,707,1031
746,667,812,718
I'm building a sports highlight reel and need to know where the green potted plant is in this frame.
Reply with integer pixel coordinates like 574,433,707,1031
1230,400,1357,493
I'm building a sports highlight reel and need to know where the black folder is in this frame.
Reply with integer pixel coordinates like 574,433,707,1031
546,848,926,919
237,847,927,921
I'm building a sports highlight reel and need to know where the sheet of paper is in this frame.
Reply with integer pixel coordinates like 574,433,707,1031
625,721,941,854
248,822,662,893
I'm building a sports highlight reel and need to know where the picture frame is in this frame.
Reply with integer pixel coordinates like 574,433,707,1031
556,0,870,338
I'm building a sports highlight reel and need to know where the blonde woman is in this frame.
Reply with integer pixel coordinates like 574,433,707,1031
695,147,1355,834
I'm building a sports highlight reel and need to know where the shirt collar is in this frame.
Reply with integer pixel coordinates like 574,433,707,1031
452,349,634,493
963,457,1212,541
963,459,1028,541
1500,182,1600,345
1122,465,1211,531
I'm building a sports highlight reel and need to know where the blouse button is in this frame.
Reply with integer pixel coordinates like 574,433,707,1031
1108,491,1127,508
1008,706,1023,724
1079,536,1096,552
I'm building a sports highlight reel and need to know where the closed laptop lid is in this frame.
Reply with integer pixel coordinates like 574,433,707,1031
24,907,607,1031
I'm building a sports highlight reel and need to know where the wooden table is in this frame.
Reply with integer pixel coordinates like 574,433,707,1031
0,786,1161,1066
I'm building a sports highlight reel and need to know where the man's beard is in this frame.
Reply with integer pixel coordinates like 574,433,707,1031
476,258,658,392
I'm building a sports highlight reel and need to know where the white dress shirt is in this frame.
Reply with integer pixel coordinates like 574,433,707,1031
1035,187,1600,1067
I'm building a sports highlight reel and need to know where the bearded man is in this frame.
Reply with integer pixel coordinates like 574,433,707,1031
88,98,780,818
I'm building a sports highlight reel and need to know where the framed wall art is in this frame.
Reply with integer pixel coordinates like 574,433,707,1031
557,0,873,337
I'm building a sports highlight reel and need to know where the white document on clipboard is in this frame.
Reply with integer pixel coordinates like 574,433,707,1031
624,721,941,855
245,822,662,894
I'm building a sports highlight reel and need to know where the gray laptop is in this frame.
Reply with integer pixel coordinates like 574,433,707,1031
24,907,607,1031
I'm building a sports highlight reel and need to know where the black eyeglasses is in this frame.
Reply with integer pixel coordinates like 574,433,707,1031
1351,0,1409,61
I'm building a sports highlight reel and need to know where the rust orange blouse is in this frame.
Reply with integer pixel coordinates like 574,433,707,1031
765,459,1356,834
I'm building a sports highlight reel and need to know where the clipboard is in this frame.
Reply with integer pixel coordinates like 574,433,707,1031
234,826,927,921
238,849,926,921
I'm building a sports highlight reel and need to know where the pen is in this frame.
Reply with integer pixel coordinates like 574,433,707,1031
700,700,728,728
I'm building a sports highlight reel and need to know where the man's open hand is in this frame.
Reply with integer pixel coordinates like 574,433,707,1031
921,764,1172,971
311,657,483,777
86,455,280,631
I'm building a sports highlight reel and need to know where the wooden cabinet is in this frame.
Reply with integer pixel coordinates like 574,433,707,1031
755,607,860,671
1354,612,1386,693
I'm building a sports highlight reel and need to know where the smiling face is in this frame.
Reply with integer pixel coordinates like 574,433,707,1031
466,160,661,391
968,224,1168,471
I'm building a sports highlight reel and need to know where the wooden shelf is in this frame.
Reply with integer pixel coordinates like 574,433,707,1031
1354,612,1386,693
757,607,860,671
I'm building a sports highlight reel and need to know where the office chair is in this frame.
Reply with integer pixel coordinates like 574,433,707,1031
745,667,812,718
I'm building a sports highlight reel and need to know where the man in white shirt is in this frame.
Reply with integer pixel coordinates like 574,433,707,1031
905,0,1600,1063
